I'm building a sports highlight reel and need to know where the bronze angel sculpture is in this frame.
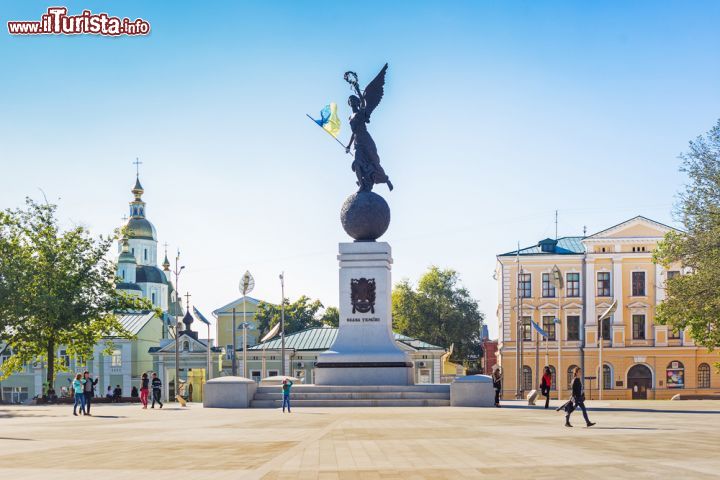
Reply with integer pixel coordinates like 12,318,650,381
344,63,393,192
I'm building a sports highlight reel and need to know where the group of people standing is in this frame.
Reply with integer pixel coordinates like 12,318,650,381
140,372,163,409
71,371,164,415
71,371,98,416
491,366,596,428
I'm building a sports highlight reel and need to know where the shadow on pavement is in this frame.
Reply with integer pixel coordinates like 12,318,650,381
589,426,670,430
500,404,720,415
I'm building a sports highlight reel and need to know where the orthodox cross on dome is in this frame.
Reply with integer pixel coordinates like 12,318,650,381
182,291,194,331
133,157,143,177
162,243,170,270
184,291,192,311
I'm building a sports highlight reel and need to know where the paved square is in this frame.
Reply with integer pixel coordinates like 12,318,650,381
1,400,719,479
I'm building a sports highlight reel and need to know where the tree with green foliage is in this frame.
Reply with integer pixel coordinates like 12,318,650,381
254,295,325,338
654,120,720,362
320,306,339,327
392,266,484,369
0,199,154,389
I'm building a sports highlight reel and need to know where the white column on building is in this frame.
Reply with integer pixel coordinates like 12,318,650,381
433,356,442,383
34,366,43,396
103,345,111,394
91,345,101,396
585,259,596,346
122,342,132,394
164,365,170,400
655,263,665,304
612,257,624,325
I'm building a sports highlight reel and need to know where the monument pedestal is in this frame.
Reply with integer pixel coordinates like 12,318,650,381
315,241,413,386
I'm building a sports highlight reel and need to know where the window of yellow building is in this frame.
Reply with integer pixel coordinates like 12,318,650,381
632,271,646,296
632,314,646,340
541,273,555,298
666,361,685,389
542,316,556,341
518,273,531,298
521,317,532,341
522,366,532,391
567,316,580,341
566,273,580,297
698,363,711,389
597,272,611,297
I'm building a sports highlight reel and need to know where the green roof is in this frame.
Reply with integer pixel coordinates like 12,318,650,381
248,327,444,351
499,236,585,257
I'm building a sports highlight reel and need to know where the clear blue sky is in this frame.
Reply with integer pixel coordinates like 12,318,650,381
2,1,719,339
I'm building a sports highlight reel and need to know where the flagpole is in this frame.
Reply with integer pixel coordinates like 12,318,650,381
306,114,351,152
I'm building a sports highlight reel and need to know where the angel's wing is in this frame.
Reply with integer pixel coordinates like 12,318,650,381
362,63,388,121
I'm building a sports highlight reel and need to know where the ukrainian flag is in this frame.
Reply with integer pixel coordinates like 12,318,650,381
313,102,341,138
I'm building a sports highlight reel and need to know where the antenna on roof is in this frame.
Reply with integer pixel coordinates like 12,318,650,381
583,225,587,237
555,210,558,240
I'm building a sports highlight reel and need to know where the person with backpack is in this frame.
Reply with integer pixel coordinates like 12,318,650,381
565,367,596,428
282,378,293,413
492,368,503,408
151,372,163,409
540,366,552,409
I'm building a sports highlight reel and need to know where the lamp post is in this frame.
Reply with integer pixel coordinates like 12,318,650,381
552,265,564,399
241,322,253,378
597,300,617,401
172,250,185,400
240,271,255,378
231,307,237,376
280,272,286,377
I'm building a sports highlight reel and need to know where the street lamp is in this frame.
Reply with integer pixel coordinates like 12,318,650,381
279,272,286,377
241,321,255,379
172,252,185,401
240,271,255,378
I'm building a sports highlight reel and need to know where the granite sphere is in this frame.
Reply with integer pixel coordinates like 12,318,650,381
340,191,390,241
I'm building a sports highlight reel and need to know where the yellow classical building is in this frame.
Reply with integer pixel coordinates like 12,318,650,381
496,216,718,400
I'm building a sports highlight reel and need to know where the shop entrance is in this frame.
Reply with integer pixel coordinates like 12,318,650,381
628,364,652,400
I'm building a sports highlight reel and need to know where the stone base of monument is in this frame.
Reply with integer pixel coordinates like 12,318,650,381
314,241,414,386
203,376,256,409
450,375,496,407
314,365,414,386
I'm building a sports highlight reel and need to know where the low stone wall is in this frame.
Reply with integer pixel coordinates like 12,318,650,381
450,375,495,407
33,396,141,405
204,376,257,408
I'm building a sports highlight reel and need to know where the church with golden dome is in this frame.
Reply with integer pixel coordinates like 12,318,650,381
116,174,178,314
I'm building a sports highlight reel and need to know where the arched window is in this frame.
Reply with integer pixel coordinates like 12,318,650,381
666,360,685,389
547,365,557,390
567,365,578,390
603,364,612,390
182,341,190,352
698,363,711,389
522,366,532,391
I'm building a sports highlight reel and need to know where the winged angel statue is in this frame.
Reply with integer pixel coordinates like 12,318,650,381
344,63,393,192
